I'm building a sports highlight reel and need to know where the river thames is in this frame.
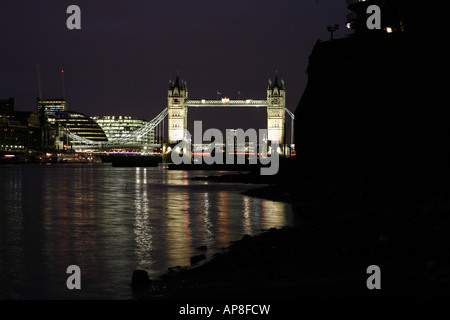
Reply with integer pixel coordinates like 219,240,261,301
0,163,295,299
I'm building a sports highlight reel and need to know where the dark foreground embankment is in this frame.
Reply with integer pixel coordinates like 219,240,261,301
131,174,450,300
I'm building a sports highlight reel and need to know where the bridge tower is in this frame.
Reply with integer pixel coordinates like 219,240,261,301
168,73,188,143
267,73,286,145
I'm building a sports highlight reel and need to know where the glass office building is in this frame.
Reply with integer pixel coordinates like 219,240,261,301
56,111,108,143
91,116,155,145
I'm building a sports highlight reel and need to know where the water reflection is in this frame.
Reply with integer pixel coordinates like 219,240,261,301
203,192,214,248
0,168,24,298
164,186,192,269
154,173,292,272
134,167,153,271
242,197,252,235
40,166,102,298
0,165,294,299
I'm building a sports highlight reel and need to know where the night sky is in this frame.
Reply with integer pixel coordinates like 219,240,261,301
1,0,349,135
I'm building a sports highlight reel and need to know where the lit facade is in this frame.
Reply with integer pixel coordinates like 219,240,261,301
36,99,67,122
91,116,155,145
0,112,41,152
267,75,286,144
167,74,188,143
1,98,41,152
56,111,108,148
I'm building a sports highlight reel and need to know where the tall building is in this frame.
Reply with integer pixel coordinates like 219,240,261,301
91,115,155,145
267,74,286,144
36,98,67,121
35,99,67,150
167,73,188,143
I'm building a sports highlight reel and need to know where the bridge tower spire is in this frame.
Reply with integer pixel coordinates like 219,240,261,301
267,72,286,145
168,72,189,143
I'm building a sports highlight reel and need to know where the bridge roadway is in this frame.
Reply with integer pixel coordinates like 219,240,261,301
184,99,268,107
71,143,162,150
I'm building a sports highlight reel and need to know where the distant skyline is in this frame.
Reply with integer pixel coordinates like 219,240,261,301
1,0,350,132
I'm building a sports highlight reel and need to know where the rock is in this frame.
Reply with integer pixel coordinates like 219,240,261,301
131,269,151,287
196,245,208,251
190,254,206,265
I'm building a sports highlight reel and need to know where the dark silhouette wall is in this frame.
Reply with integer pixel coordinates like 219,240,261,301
294,12,444,198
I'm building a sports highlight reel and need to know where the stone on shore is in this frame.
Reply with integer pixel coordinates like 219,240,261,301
131,269,151,287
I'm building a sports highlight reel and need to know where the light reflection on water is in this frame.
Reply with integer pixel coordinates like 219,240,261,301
0,164,295,299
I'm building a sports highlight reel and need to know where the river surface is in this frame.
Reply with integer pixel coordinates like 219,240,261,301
0,163,295,299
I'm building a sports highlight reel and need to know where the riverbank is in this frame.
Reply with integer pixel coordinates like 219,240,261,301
134,174,450,300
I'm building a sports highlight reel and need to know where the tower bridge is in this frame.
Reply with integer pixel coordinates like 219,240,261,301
167,73,291,146
64,73,295,151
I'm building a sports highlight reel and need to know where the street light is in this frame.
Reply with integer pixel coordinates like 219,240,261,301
327,24,339,40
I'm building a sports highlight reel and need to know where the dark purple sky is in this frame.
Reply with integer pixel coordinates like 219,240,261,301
1,0,350,134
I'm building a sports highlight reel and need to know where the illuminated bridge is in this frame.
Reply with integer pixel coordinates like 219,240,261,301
63,108,168,150
64,73,295,151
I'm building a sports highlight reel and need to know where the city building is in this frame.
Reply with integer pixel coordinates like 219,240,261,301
0,110,41,152
91,115,155,145
56,111,108,149
36,98,67,122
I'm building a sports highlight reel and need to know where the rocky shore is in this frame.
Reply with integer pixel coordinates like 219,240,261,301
131,174,450,300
